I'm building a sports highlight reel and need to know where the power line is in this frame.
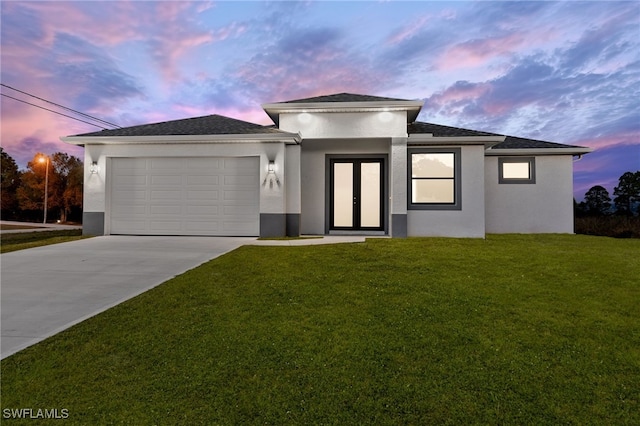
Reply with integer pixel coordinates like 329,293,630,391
0,83,121,129
1,93,111,129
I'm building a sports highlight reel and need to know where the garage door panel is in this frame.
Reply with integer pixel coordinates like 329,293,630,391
151,175,183,185
150,205,182,215
113,175,147,185
186,157,219,167
187,175,219,185
114,158,147,169
187,205,219,215
185,222,220,232
224,175,257,185
111,157,259,236
150,190,182,200
149,221,182,231
111,219,147,232
224,190,256,201
113,189,146,200
113,205,146,215
150,158,182,169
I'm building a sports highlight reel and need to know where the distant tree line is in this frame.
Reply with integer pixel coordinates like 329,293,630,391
1,147,83,223
575,171,640,217
574,171,640,238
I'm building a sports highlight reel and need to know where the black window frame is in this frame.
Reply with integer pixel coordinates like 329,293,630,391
498,157,536,184
408,148,462,211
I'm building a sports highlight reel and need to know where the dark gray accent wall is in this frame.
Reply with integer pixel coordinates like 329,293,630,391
286,214,301,237
83,212,105,236
392,214,407,238
260,213,286,237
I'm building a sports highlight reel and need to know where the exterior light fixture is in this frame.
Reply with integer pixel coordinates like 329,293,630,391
263,160,280,187
90,161,99,174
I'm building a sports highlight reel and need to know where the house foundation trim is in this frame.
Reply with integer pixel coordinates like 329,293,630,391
83,212,105,236
260,213,286,237
286,214,301,237
391,214,408,237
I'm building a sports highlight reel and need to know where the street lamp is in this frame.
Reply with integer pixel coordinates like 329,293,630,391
38,155,49,224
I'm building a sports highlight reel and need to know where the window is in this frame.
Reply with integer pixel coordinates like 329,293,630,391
408,148,461,210
499,157,536,184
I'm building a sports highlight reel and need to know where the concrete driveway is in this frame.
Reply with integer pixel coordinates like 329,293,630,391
1,236,254,359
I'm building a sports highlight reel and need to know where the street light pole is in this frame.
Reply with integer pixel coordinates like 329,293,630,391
39,155,49,224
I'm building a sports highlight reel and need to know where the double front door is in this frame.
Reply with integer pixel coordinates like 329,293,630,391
329,158,384,231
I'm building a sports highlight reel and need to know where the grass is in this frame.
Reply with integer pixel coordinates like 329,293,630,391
0,224,45,230
1,234,638,424
0,229,87,253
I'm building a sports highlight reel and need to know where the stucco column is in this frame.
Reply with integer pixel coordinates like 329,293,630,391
285,144,301,236
390,137,408,237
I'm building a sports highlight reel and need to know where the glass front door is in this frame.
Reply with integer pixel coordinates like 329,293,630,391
330,159,384,231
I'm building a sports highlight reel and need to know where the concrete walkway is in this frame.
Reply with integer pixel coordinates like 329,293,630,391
249,236,368,246
0,236,253,359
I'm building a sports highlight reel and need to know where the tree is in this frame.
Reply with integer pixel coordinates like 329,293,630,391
16,152,83,222
582,185,612,216
613,171,640,216
1,147,21,218
52,152,83,222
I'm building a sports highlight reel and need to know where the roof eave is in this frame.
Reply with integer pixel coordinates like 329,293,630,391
408,134,505,148
485,147,594,156
262,100,424,126
61,132,301,146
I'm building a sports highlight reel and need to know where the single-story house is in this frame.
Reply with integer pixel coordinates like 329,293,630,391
62,93,592,238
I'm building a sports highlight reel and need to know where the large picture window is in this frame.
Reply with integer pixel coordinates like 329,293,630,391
499,157,536,184
408,148,461,210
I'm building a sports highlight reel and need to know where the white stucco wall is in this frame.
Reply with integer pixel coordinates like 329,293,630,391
485,155,575,233
279,111,407,139
300,138,391,235
83,141,289,226
285,144,301,214
390,138,408,216
407,145,486,238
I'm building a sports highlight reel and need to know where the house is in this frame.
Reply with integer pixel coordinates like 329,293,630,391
62,93,592,238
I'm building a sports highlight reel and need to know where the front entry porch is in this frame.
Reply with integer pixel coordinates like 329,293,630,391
325,155,388,235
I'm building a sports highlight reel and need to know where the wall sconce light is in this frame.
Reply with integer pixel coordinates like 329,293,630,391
263,160,280,188
90,161,99,174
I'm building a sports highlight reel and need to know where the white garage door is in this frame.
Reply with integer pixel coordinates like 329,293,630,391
110,157,260,236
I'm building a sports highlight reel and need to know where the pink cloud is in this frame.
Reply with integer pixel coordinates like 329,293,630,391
1,99,87,168
386,15,431,45
570,131,640,150
436,33,527,71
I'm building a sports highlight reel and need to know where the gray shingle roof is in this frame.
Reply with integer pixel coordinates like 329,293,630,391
409,121,585,150
74,114,287,137
277,93,412,104
409,122,498,137
493,135,584,150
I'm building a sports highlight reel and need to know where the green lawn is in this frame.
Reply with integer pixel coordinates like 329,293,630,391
1,235,638,424
0,229,86,253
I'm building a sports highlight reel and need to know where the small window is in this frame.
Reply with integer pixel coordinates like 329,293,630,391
408,148,461,210
499,157,536,184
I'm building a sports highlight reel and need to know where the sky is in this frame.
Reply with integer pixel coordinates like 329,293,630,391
1,1,639,201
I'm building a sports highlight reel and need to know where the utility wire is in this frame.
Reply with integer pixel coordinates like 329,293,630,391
1,83,121,129
1,93,111,129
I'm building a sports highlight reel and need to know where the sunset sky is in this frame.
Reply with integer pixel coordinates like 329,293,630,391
1,1,638,200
